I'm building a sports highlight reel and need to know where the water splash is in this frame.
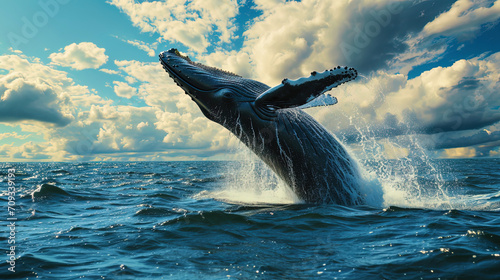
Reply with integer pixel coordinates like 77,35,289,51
197,142,302,205
343,77,455,210
352,128,453,209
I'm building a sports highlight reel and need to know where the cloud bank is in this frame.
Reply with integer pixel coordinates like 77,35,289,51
2,0,500,161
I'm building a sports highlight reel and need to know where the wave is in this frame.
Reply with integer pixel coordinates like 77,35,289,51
49,169,71,175
31,184,70,200
134,206,176,216
159,210,251,227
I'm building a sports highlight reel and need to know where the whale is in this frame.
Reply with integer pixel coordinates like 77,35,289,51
160,48,363,205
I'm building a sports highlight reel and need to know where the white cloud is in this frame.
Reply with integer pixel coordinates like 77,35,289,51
108,0,239,53
201,50,253,78
0,73,73,126
252,0,286,11
0,54,108,127
114,59,164,83
58,104,231,159
155,110,230,150
49,42,108,70
220,0,415,84
115,36,158,57
377,52,500,133
0,53,112,161
389,37,448,75
104,0,500,160
307,51,500,159
114,59,193,110
0,52,235,161
137,121,148,129
0,132,30,141
197,0,498,85
113,81,137,98
8,47,23,54
100,68,120,75
423,0,500,38
390,0,500,74
3,0,500,161
1,141,51,161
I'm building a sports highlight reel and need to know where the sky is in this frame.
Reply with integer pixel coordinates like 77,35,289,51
0,0,500,161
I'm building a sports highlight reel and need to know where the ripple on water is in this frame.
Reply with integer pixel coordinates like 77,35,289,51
5,160,500,279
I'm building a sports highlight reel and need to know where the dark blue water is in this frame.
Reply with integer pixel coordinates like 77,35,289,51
1,159,499,279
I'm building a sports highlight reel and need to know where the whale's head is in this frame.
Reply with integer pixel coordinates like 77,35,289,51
159,49,268,124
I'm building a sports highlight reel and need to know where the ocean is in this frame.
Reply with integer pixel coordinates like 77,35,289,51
1,159,499,279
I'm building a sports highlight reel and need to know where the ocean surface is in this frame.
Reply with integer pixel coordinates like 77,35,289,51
1,159,499,279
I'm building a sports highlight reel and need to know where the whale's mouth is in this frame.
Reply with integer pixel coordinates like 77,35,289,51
159,49,243,96
159,49,215,95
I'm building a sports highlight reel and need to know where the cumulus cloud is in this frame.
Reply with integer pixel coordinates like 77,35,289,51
113,59,194,111
115,36,158,57
0,53,111,161
0,73,73,126
377,52,500,134
58,104,231,160
110,0,493,82
155,110,229,149
49,42,108,70
307,51,500,158
231,0,462,85
201,50,253,78
422,0,500,38
0,51,235,161
104,0,500,159
0,55,108,109
389,0,500,75
161,0,455,87
113,81,137,98
0,54,107,127
108,0,239,53
1,142,51,161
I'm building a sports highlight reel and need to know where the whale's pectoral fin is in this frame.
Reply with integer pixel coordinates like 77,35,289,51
255,67,357,110
297,94,338,109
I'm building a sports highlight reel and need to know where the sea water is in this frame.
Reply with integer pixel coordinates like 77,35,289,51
1,157,499,279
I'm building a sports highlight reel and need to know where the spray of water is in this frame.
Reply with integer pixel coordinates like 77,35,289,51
344,75,455,209
198,140,302,205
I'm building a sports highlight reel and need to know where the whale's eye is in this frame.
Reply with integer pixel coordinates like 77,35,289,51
223,91,233,99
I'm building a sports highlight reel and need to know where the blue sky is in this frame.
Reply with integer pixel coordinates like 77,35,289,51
1,0,500,161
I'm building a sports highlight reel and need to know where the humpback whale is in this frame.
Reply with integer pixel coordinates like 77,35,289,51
160,48,362,205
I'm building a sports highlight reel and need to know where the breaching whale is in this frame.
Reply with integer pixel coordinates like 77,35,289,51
160,48,362,205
